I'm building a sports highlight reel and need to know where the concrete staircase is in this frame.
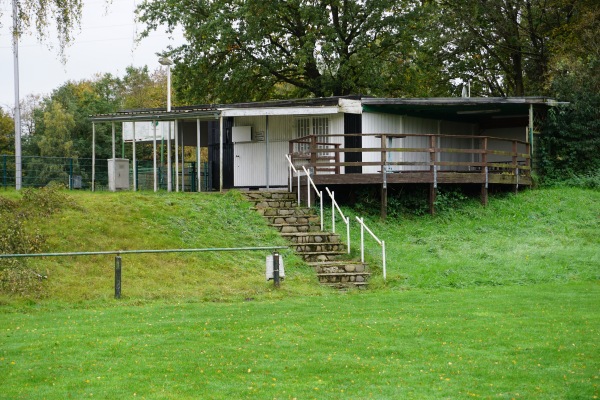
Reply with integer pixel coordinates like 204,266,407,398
243,190,370,289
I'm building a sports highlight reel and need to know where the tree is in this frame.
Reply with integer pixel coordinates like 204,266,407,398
136,0,423,103
426,0,587,96
0,109,14,155
1,0,83,59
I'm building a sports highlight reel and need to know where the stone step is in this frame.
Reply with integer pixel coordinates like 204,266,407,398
249,200,298,209
297,251,347,262
306,261,368,273
271,223,321,233
253,207,315,217
317,273,370,284
242,191,297,201
281,232,341,243
292,242,346,253
263,215,318,225
321,282,369,289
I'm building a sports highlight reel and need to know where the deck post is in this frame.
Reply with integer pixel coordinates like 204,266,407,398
512,140,518,194
429,135,437,215
481,137,488,206
381,134,387,220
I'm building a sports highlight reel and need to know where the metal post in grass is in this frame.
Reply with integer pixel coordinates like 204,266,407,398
69,158,73,190
2,154,6,189
273,251,280,288
115,255,122,299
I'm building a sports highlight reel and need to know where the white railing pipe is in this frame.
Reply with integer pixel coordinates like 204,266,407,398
302,166,323,231
325,187,351,254
285,154,301,206
355,216,387,282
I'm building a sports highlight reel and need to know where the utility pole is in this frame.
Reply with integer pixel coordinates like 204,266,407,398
12,0,22,190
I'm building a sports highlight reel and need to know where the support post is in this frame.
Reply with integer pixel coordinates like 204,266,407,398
219,115,224,192
429,135,437,215
92,122,96,192
153,120,157,192
175,120,179,192
132,122,137,191
512,140,518,194
197,118,201,192
381,134,388,220
111,122,116,160
167,121,172,192
481,137,488,206
273,251,280,288
181,128,185,192
114,255,122,299
266,115,270,189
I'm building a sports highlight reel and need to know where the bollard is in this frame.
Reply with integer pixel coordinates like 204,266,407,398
115,256,122,299
273,251,280,288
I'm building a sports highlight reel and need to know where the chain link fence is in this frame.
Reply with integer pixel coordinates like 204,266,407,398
1,155,210,191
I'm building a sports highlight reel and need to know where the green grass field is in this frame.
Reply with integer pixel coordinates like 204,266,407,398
0,186,598,398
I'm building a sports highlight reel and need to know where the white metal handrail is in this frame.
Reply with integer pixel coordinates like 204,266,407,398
285,154,301,206
302,166,323,231
325,187,350,254
355,216,386,282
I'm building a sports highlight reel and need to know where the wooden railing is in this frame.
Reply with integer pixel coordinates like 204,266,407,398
288,133,531,178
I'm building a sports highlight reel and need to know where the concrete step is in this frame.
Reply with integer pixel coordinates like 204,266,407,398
281,232,341,243
306,261,368,273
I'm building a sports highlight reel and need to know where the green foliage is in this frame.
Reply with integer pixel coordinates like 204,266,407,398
0,108,13,155
0,185,73,297
3,0,83,60
537,57,600,182
137,0,427,103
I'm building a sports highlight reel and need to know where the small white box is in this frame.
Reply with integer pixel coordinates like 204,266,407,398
232,126,252,142
265,255,285,281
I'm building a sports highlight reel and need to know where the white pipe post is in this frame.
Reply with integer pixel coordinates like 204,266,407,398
181,128,185,192
360,217,365,263
382,240,387,282
288,163,292,192
111,122,116,159
307,175,311,208
167,121,172,192
132,122,137,191
320,191,323,231
12,0,21,190
153,120,157,192
175,120,179,192
331,191,335,233
265,115,269,189
346,217,350,254
197,118,201,192
296,174,300,205
219,115,224,192
92,123,96,192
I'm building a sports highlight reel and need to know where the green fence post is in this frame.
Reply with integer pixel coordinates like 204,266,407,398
135,160,139,191
2,155,6,189
69,158,74,190
191,162,196,192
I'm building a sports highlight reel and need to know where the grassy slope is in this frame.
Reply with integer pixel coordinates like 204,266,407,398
0,187,598,398
344,187,600,289
1,190,323,304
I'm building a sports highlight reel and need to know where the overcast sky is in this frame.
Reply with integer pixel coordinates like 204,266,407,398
0,0,183,112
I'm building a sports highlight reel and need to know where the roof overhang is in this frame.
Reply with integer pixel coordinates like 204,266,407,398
361,97,562,128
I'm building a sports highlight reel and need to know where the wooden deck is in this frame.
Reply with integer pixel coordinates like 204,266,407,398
289,133,532,217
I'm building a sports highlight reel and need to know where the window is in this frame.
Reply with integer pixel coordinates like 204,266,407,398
295,117,330,154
